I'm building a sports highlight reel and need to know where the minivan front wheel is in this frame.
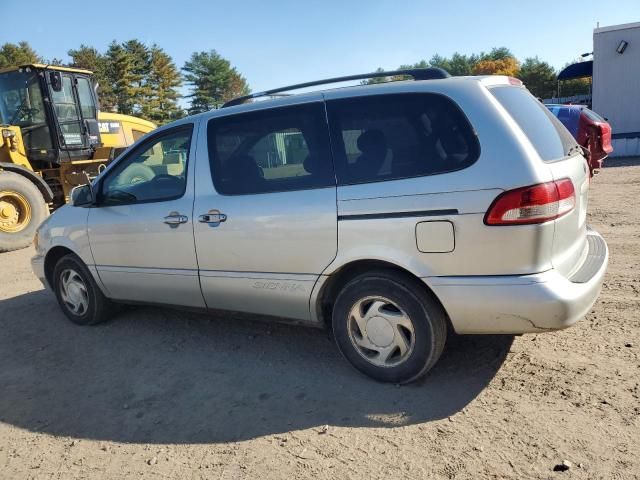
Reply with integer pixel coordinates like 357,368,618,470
53,254,116,326
332,270,447,383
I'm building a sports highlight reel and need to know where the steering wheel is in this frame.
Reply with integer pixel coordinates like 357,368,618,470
10,104,40,124
117,163,155,185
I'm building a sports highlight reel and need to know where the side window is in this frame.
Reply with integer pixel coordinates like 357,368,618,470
207,103,334,195
131,129,146,142
326,93,480,185
51,75,78,121
100,126,193,206
51,75,83,146
76,77,97,119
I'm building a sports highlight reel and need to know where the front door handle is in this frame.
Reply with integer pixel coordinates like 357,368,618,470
199,209,227,225
163,212,188,227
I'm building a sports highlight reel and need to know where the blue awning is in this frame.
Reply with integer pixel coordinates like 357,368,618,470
557,60,593,80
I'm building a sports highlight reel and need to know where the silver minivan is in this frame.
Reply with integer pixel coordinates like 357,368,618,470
32,69,608,383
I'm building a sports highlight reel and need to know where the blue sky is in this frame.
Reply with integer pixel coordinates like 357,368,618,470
3,0,639,96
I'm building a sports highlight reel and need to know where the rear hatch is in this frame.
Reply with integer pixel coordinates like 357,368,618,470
489,85,590,277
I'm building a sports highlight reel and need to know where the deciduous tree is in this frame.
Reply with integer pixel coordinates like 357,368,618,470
472,57,520,76
361,61,430,85
557,60,591,97
429,53,479,76
518,57,557,99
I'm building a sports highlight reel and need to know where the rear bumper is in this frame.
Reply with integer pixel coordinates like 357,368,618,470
427,228,608,334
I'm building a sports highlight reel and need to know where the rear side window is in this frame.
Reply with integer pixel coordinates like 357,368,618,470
208,103,334,195
326,93,479,185
491,87,577,161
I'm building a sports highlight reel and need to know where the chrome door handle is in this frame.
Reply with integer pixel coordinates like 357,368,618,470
163,212,188,227
199,210,227,225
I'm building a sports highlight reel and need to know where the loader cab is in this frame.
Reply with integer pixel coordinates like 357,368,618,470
0,64,100,165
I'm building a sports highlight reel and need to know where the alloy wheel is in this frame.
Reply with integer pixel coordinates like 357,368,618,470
347,296,416,368
59,268,89,316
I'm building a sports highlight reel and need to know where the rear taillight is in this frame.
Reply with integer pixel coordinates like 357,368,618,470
484,179,575,225
599,123,613,153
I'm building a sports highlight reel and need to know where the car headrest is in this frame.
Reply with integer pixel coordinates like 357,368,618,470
303,153,321,174
357,129,387,153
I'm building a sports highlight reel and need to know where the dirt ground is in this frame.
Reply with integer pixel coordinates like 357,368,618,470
1,159,638,480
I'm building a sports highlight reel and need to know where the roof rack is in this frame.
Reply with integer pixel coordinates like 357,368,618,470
222,67,450,108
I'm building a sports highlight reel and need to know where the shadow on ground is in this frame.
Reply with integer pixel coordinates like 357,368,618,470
0,290,513,444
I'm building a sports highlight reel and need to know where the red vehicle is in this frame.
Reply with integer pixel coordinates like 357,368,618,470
546,104,613,176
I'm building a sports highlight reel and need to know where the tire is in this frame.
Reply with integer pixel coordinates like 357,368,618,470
0,171,49,252
52,254,116,326
332,269,447,384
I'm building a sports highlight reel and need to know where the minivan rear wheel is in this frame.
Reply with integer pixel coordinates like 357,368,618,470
53,254,116,326
332,270,447,383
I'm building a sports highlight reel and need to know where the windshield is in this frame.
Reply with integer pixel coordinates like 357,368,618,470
0,70,47,127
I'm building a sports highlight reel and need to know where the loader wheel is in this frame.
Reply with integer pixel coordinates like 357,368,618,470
0,171,49,252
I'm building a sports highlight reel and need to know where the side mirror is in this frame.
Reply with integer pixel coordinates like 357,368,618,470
70,184,94,207
49,71,63,92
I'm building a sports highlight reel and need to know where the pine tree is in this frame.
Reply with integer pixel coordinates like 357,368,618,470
72,40,183,120
123,40,152,114
68,45,116,111
0,41,41,68
182,50,250,114
143,45,183,124
105,41,138,115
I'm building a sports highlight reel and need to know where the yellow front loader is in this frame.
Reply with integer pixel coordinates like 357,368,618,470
0,64,155,252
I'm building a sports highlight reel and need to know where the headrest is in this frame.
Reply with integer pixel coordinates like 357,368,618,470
303,154,320,174
357,129,386,152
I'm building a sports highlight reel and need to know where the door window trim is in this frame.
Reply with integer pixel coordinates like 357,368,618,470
96,123,194,207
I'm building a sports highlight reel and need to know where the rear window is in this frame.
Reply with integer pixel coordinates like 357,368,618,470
326,93,480,185
491,87,577,161
546,105,580,137
583,108,606,123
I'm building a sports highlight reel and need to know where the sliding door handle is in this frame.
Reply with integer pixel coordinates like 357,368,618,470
199,209,227,225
